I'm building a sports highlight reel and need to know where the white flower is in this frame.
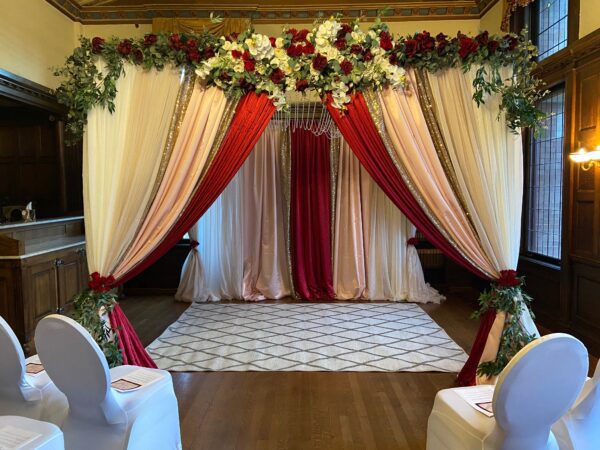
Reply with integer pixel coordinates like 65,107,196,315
351,31,365,43
245,34,274,60
275,37,284,48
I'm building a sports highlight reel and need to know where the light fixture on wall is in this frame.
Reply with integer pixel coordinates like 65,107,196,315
569,146,600,171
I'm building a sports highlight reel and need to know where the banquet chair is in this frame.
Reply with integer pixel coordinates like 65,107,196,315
0,415,64,450
552,359,600,450
0,315,68,425
35,314,181,450
427,333,588,450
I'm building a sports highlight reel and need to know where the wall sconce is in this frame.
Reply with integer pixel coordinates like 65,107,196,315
569,147,600,171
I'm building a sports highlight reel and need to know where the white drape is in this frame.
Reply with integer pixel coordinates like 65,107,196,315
190,126,291,301
174,224,206,302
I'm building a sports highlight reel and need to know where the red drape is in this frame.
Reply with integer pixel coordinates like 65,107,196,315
290,127,335,300
108,92,274,368
325,93,487,280
110,303,157,368
456,308,498,386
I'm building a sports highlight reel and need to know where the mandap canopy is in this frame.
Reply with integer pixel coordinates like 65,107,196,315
56,16,545,385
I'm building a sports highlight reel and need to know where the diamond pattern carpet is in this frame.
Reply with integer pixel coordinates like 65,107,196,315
146,302,468,372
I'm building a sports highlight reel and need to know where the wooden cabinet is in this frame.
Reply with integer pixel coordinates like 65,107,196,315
0,217,87,353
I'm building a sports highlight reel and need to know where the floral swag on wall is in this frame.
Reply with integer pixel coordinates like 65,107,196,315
54,16,544,144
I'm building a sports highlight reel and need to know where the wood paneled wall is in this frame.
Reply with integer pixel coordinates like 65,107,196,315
519,29,600,355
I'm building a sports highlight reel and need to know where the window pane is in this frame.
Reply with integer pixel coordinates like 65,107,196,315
536,0,568,60
527,86,565,260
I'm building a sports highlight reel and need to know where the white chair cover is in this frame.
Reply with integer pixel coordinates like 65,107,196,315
0,316,67,425
427,333,589,450
35,315,181,450
552,359,600,450
0,415,64,450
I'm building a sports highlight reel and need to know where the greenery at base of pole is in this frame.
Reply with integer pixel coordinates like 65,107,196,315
472,272,536,378
71,289,123,368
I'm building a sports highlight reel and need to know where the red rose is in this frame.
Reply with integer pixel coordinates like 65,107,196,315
436,32,448,42
91,37,105,54
312,53,328,71
404,39,418,58
340,59,353,75
143,34,157,47
187,48,200,63
295,29,309,42
337,23,352,38
416,31,435,52
244,59,256,72
487,40,500,54
269,36,276,47
497,270,520,288
169,34,182,49
132,48,144,63
389,53,399,65
242,50,251,61
231,49,243,59
476,31,489,46
458,36,478,59
117,39,132,56
186,39,197,50
269,68,285,84
350,44,363,54
88,272,115,293
203,47,215,59
296,79,309,92
302,42,315,55
288,28,298,38
225,32,239,42
362,50,373,61
219,71,231,81
287,44,302,57
380,31,393,51
334,38,347,50
504,34,519,50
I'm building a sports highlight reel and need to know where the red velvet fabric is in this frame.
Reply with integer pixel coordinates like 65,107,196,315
290,127,335,300
109,303,157,368
325,93,488,280
456,308,498,386
117,92,275,285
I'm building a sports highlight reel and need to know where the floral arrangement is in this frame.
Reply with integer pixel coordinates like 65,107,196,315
71,272,123,368
472,270,537,378
53,16,544,143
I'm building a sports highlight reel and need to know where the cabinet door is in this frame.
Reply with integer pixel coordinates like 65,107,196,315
27,260,59,324
56,250,82,309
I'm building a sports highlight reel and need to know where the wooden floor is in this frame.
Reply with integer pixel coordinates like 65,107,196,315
120,292,480,450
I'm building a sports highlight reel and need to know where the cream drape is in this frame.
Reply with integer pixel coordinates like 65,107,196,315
113,83,230,279
426,66,539,381
84,63,182,276
333,138,367,299
334,138,444,303
378,70,497,280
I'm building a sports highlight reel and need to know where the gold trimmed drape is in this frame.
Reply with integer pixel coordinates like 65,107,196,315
152,18,251,36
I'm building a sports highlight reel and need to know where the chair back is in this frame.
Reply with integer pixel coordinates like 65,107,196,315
0,315,30,401
493,333,588,449
35,315,124,424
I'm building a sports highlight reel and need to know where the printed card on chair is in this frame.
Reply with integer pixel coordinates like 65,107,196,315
0,425,42,449
25,354,45,376
456,385,495,417
111,369,163,393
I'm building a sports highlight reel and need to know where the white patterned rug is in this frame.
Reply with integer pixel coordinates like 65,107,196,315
146,302,468,372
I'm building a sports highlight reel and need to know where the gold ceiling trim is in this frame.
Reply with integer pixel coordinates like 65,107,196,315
46,0,499,25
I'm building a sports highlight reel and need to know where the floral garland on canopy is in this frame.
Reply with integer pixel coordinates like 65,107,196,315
54,16,543,376
54,16,544,144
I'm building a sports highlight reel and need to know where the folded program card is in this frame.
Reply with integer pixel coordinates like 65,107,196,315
111,369,163,393
0,425,42,449
456,385,495,418
25,355,45,376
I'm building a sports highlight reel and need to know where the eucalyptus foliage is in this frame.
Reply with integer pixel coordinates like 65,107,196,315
71,289,123,368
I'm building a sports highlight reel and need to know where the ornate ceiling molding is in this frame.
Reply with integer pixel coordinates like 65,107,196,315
46,0,499,24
